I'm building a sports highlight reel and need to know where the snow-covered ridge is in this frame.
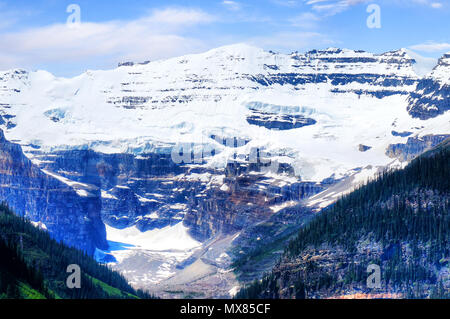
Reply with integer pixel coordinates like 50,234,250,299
0,44,448,183
429,52,450,84
407,51,450,120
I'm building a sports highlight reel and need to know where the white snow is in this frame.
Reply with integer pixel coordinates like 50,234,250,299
101,190,118,200
136,195,158,203
270,200,298,213
351,166,380,187
405,49,438,77
105,222,201,252
229,286,240,297
144,212,159,219
41,169,98,197
99,222,202,285
31,221,48,231
429,52,450,84
0,43,448,204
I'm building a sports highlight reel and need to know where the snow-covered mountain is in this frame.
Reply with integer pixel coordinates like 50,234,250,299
408,53,450,119
1,44,448,175
0,44,449,297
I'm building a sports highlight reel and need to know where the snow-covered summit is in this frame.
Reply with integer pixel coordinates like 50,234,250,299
430,52,450,84
0,44,448,182
407,51,450,120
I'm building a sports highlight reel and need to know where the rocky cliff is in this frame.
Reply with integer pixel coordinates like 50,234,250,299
386,134,450,161
0,130,107,254
408,53,450,119
236,142,450,299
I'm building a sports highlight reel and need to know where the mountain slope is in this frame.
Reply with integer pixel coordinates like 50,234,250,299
0,44,448,297
0,228,51,299
2,45,448,235
0,129,106,254
0,203,154,299
236,139,450,299
408,53,450,119
1,44,448,181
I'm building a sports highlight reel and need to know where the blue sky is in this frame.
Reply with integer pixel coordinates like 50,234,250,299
0,0,448,76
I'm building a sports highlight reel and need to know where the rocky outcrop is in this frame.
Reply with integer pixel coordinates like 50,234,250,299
408,53,450,120
184,164,323,241
407,79,450,119
358,144,372,152
391,131,412,137
184,175,273,241
386,134,450,161
231,203,315,283
249,48,417,98
28,143,326,241
28,149,194,230
0,130,107,254
247,109,316,130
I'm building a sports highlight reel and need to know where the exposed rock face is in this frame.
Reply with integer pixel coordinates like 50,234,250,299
0,45,447,297
231,203,315,283
0,45,421,140
0,69,27,130
29,142,324,247
358,144,372,152
408,53,450,119
0,130,107,254
247,109,316,130
386,134,450,161
30,147,323,243
250,48,417,98
184,175,274,241
28,150,194,230
238,186,450,299
184,164,324,241
408,79,450,119
391,131,412,137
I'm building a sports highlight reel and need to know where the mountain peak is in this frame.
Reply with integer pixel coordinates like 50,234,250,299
381,48,411,59
430,51,450,83
437,51,450,64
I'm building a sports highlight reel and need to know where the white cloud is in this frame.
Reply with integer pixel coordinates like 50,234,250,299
409,42,450,52
405,49,438,76
143,8,215,26
222,1,242,11
430,2,443,8
389,0,443,8
0,8,216,72
271,0,300,7
289,12,321,28
304,0,370,16
410,0,444,8
303,0,444,16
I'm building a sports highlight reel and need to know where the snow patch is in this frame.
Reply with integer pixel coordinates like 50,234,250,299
31,221,48,231
105,222,201,252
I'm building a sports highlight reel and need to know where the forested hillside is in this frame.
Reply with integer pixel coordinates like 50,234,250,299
0,204,154,299
237,139,449,299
